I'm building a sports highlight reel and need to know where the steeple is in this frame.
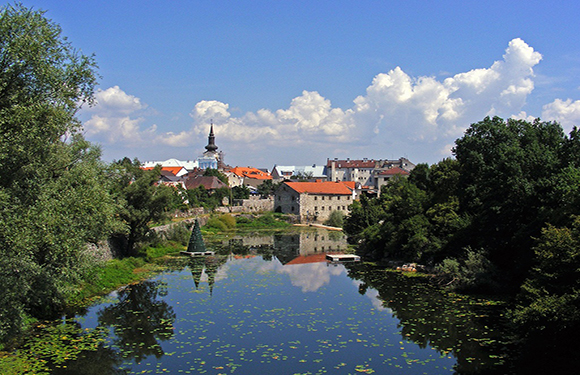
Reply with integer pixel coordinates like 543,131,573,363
205,122,218,153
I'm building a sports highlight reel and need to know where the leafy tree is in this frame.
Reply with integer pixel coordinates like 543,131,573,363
325,210,345,228
256,179,280,196
232,185,250,199
512,217,580,335
0,3,115,340
454,116,568,282
203,168,228,185
108,158,173,256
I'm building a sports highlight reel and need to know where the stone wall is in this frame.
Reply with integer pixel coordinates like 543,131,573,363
215,197,274,214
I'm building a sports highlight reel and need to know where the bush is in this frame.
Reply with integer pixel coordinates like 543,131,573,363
165,222,191,246
436,248,497,292
325,210,345,228
204,214,236,232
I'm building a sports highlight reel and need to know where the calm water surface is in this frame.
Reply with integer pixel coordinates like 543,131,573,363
52,230,506,374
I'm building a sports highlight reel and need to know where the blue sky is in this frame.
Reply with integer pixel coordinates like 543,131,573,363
22,0,580,168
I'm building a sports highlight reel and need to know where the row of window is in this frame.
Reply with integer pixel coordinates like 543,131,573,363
313,195,351,201
314,206,348,211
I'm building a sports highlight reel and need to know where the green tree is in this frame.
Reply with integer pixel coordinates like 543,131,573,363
257,179,279,196
454,116,568,283
232,185,250,200
325,210,345,228
0,3,114,340
109,158,173,256
511,218,580,352
203,168,228,185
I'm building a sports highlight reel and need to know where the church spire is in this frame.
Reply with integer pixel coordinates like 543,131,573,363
205,121,218,153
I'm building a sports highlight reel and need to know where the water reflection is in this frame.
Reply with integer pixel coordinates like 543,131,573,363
344,264,508,374
97,281,176,363
46,229,512,374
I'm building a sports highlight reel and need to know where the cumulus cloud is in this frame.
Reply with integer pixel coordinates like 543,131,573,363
83,86,155,144
83,38,553,164
541,98,580,133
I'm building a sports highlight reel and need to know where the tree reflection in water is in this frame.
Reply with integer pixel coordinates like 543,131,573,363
97,280,176,363
344,264,509,374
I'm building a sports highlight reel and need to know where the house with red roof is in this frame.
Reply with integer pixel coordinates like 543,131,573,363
227,166,272,189
274,181,356,222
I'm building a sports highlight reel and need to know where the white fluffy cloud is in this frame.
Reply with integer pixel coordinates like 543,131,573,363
83,86,154,144
541,99,580,133
83,38,563,164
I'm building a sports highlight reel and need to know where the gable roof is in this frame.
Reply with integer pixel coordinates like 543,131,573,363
272,165,327,178
283,181,353,195
184,176,227,190
327,159,376,168
377,167,410,176
228,167,272,180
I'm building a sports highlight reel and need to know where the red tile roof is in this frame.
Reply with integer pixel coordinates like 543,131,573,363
378,167,409,176
284,181,353,195
228,167,272,180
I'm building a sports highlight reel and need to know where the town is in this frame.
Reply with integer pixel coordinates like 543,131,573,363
142,123,416,222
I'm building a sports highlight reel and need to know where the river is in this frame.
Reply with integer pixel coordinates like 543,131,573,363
42,228,511,374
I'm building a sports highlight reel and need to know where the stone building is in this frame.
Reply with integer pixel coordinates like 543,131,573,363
274,181,355,222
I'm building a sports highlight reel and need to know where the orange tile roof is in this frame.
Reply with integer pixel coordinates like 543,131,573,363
284,181,353,195
229,167,272,180
142,166,186,176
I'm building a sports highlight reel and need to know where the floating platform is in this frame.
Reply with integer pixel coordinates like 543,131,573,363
180,250,215,257
325,254,361,263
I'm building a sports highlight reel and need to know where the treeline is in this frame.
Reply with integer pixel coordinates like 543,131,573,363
344,116,580,341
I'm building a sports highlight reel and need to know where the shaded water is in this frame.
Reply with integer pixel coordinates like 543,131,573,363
48,229,508,374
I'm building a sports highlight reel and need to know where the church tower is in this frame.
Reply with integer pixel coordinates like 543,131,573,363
204,122,218,155
198,121,221,169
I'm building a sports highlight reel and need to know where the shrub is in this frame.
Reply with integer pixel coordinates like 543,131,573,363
165,222,190,246
436,248,497,292
325,210,345,228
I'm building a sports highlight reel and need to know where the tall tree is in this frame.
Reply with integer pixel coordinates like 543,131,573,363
109,158,173,256
453,116,567,282
0,3,114,340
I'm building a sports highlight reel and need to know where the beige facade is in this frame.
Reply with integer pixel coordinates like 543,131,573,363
274,181,354,223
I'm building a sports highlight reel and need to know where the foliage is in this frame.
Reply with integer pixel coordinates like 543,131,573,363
203,168,228,185
511,217,580,336
325,210,345,228
108,158,173,256
235,212,292,229
232,185,250,199
186,185,230,209
345,116,580,294
163,222,191,246
256,179,280,196
435,248,498,292
204,214,237,233
0,3,119,341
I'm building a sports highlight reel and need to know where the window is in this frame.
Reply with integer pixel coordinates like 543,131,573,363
314,196,317,200
322,196,325,200
314,206,317,211
321,206,324,210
